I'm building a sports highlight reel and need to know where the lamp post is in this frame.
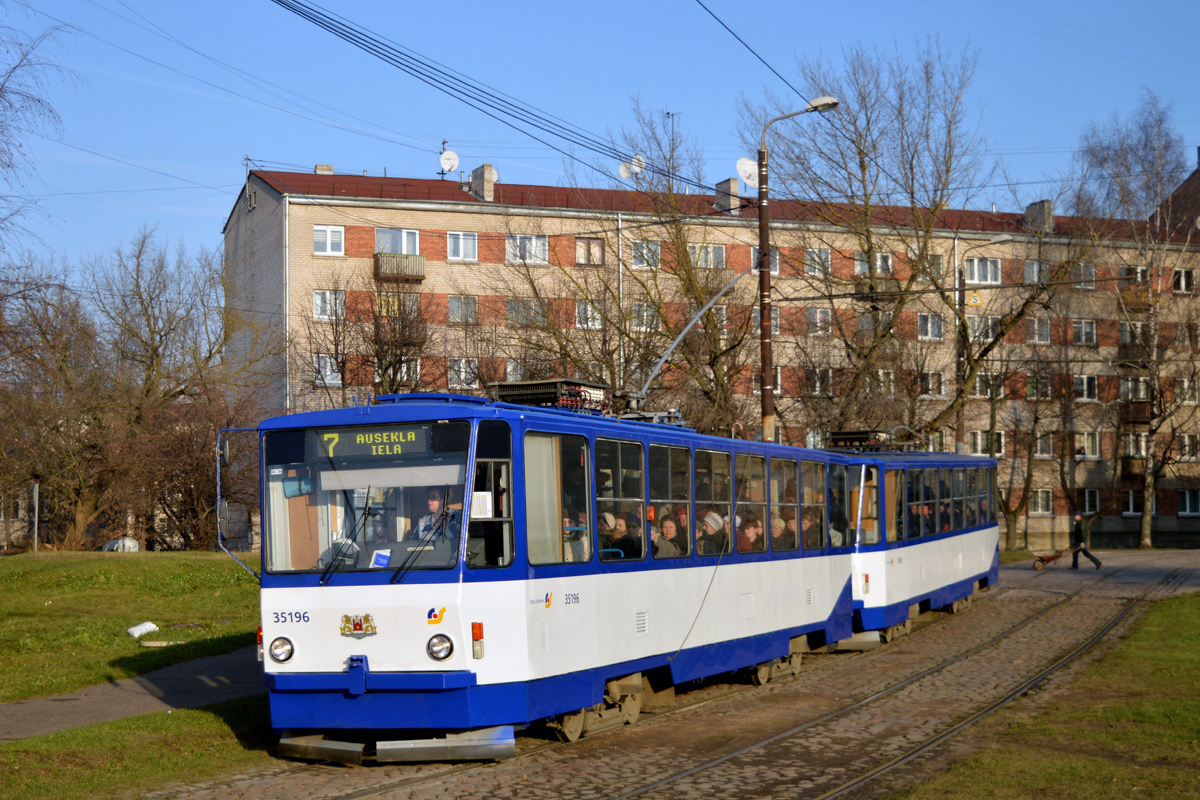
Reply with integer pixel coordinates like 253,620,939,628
757,96,838,443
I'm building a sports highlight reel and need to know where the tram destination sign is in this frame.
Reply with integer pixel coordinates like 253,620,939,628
314,425,430,459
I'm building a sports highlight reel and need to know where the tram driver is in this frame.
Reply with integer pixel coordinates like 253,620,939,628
408,486,462,542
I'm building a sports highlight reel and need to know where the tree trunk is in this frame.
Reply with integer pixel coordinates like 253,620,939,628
1139,467,1155,548
63,490,103,550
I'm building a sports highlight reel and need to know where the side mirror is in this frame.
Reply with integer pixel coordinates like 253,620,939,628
219,438,231,469
217,497,229,532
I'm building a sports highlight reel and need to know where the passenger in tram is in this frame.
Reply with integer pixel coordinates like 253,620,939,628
736,514,764,553
622,518,645,558
652,516,681,558
800,507,823,549
770,516,794,550
561,508,587,562
408,486,461,541
696,511,728,555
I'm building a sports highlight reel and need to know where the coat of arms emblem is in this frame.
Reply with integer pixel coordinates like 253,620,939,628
339,614,377,638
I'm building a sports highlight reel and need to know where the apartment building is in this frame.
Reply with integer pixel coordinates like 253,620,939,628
223,163,1200,549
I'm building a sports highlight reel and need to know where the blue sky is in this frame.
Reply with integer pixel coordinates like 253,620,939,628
10,0,1198,262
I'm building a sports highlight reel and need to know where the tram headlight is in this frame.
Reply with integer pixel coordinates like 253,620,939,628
269,637,294,663
427,634,454,661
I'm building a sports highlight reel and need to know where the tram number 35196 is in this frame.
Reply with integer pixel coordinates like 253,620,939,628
563,593,580,605
272,611,311,624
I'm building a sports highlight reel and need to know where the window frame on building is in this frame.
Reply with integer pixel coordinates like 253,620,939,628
505,234,549,265
447,231,478,261
964,256,1001,285
313,225,344,256
448,295,478,325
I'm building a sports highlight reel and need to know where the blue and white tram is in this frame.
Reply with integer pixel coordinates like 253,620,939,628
220,387,999,762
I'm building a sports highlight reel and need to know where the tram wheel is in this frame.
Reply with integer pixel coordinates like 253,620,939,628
555,710,585,742
620,693,642,725
751,661,774,686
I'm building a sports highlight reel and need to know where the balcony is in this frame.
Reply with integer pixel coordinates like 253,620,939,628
1121,456,1147,479
1116,341,1152,363
1120,400,1154,424
852,275,900,299
374,253,426,282
1119,285,1152,312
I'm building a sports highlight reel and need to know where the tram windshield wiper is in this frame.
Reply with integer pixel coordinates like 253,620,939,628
390,483,456,583
320,487,371,586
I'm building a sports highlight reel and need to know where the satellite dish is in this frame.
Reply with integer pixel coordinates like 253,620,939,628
439,150,459,173
619,162,632,180
737,157,759,189
630,154,645,174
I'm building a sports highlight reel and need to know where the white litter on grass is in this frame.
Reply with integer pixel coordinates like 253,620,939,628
127,621,159,638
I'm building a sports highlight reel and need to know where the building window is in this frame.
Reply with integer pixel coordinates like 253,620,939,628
1178,433,1200,461
1024,260,1050,284
505,359,527,383
378,293,420,318
807,308,831,336
1174,268,1195,294
805,429,825,449
972,373,1004,399
751,307,780,335
855,251,893,275
507,298,546,327
1035,432,1054,458
1120,376,1151,401
1076,431,1100,459
1029,317,1051,345
808,368,833,397
1179,378,1199,405
631,302,659,333
1028,489,1053,515
968,315,1001,343
968,430,1005,457
1074,375,1098,401
506,234,548,265
448,358,479,389
1124,490,1154,516
1028,373,1052,400
448,295,478,325
919,372,942,397
1119,321,1147,345
753,366,782,396
1083,488,1100,515
965,257,1001,285
313,353,342,387
805,248,831,276
1120,265,1149,285
918,313,944,341
447,231,478,261
577,300,603,330
378,357,419,386
1121,432,1148,458
751,246,780,275
576,237,604,267
632,241,660,269
1179,490,1200,516
688,244,725,270
376,228,418,254
1073,319,1097,346
313,289,344,321
1073,262,1096,290
313,225,344,255
871,369,894,397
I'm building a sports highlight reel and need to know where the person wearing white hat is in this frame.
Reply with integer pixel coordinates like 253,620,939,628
696,511,728,555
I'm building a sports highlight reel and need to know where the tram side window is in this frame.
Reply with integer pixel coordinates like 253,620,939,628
649,445,691,559
851,466,880,546
906,469,923,539
525,432,591,565
952,468,966,531
695,449,732,555
924,468,939,535
827,464,850,549
596,439,645,561
735,454,767,553
938,468,952,533
885,469,903,543
801,460,827,549
469,420,515,568
769,458,799,551
965,467,979,527
982,467,995,523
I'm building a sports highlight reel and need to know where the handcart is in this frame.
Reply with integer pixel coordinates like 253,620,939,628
1033,546,1079,569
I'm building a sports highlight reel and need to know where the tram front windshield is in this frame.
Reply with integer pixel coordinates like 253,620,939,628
262,421,470,574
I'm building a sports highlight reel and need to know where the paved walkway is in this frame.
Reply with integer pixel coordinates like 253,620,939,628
0,646,265,741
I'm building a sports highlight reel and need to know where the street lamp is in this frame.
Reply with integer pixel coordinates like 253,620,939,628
757,96,838,443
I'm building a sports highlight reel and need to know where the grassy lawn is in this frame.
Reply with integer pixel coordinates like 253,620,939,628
895,592,1200,799
0,696,276,800
0,552,260,702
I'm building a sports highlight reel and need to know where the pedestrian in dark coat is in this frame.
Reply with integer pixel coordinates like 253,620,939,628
1070,512,1101,569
